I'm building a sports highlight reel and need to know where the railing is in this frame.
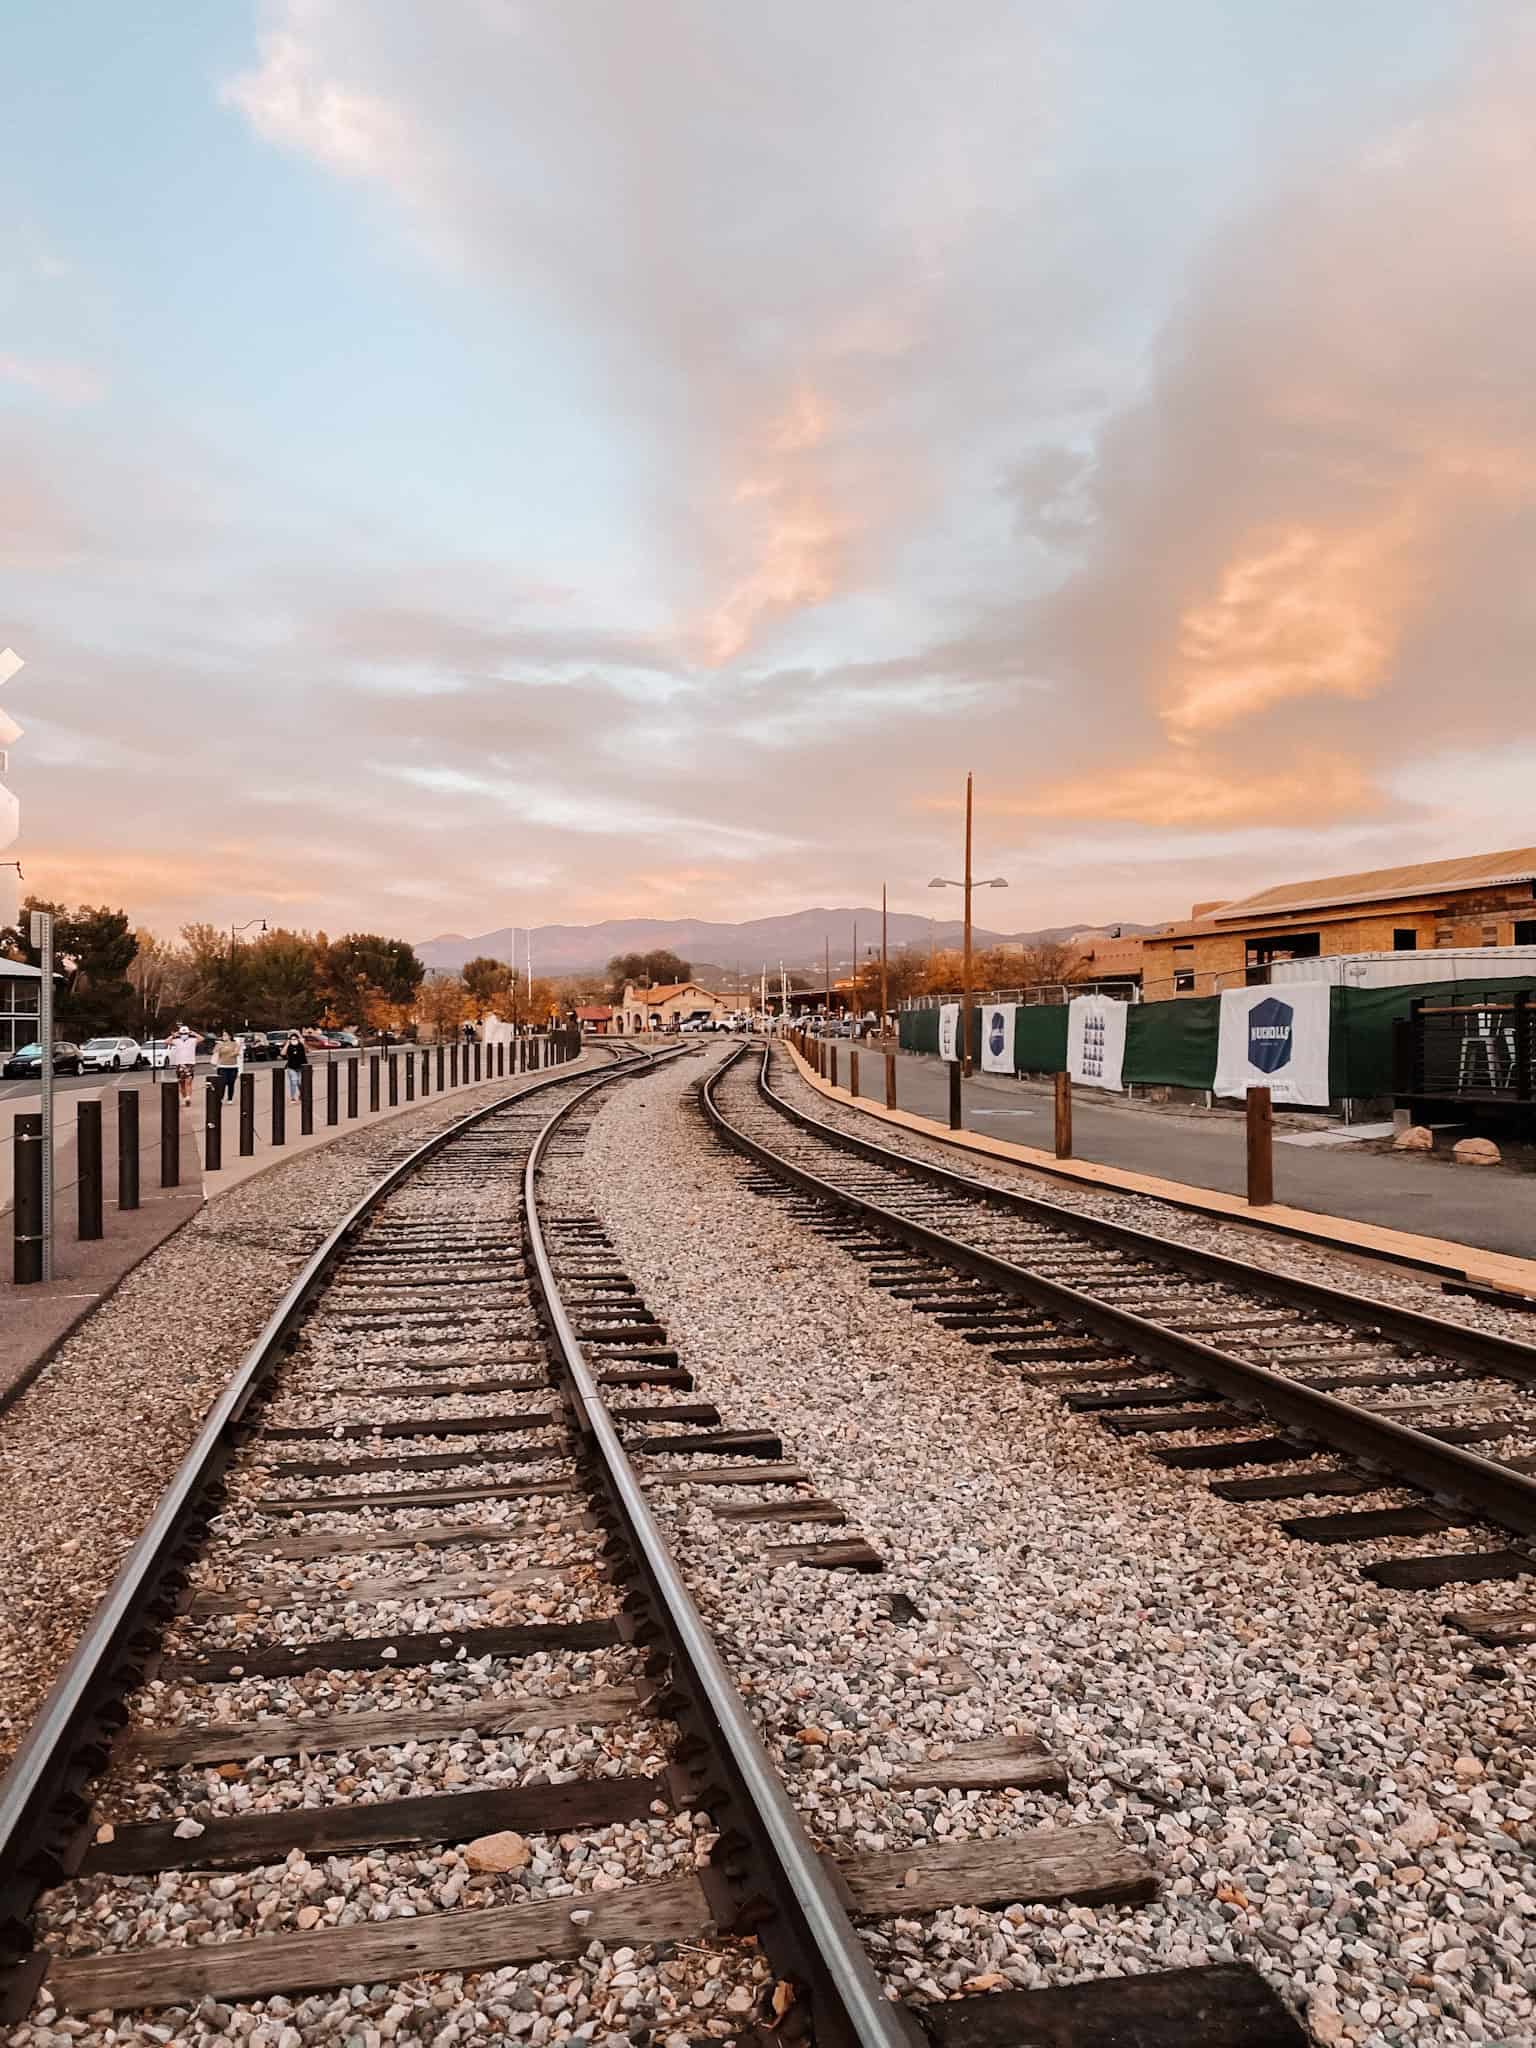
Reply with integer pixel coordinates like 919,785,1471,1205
1398,994,1534,1106
10,1030,582,1284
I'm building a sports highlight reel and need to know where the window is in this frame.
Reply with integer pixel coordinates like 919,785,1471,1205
1516,921,1536,946
1435,927,1454,946
1482,925,1499,946
1173,971,1195,994
1393,929,1417,951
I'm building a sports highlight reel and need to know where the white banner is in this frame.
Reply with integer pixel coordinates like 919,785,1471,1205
937,1003,960,1063
1067,995,1128,1091
1214,983,1331,1106
980,1004,1015,1073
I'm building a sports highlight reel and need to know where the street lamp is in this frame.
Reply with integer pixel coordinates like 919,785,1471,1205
928,771,1007,1075
229,918,267,1029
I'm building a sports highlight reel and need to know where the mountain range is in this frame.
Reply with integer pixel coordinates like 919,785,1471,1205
416,909,1154,980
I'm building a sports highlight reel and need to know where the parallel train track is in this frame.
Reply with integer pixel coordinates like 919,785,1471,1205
0,1038,1312,2047
702,1043,1536,1641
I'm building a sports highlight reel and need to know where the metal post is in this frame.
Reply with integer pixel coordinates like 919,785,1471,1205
31,909,55,1277
1054,1072,1073,1159
118,1089,140,1210
388,1053,399,1106
74,1099,103,1237
203,1080,223,1174
271,1067,285,1146
962,770,974,1077
451,1044,460,1087
1247,1086,1274,1207
437,1044,446,1091
300,1063,315,1135
849,1049,860,1099
404,1050,416,1102
160,1081,180,1185
419,1049,429,1095
239,1072,255,1155
828,1047,838,1091
885,1050,897,1110
326,1059,339,1125
948,1058,963,1131
497,1041,505,1077
347,1057,359,1118
474,1042,482,1081
13,1113,42,1283
880,882,889,1042
368,1054,380,1112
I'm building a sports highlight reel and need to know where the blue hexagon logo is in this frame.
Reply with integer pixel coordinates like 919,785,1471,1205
988,1010,1007,1059
1248,995,1294,1074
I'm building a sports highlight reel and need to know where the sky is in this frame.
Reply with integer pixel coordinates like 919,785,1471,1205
3,2,1533,943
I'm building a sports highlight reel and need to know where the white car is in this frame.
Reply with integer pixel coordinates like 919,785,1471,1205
139,1039,173,1069
80,1035,146,1072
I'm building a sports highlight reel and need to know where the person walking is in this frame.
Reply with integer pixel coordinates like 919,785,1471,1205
168,1024,199,1107
282,1031,307,1103
212,1028,241,1103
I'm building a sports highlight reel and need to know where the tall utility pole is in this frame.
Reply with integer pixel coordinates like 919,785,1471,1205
928,772,1007,1077
824,935,831,1018
880,883,889,1040
963,771,974,1074
32,907,54,1280
851,919,858,1018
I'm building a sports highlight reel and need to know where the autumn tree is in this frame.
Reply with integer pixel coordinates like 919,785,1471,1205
416,972,469,1041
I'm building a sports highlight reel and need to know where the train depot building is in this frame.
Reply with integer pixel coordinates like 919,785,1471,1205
1141,846,1536,1001
614,980,735,1031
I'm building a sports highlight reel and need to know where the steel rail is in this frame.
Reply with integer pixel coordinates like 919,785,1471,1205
701,1045,1536,1544
0,1045,644,2001
523,1066,921,2048
754,1048,1536,1386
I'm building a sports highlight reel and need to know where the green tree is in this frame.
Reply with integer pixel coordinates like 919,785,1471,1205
321,933,426,1025
245,928,323,1029
605,948,692,1000
462,955,513,1009
1,897,140,1035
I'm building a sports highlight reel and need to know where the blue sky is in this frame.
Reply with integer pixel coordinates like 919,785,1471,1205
2,2,1531,940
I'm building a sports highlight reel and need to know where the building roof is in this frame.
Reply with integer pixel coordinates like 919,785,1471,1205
630,982,717,1003
0,959,44,979
1149,846,1536,939
575,1005,613,1020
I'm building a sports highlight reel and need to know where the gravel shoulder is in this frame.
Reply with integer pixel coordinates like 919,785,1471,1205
587,1048,1536,2048
0,1060,602,1774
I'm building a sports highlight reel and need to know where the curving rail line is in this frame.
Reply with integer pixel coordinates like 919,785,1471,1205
701,1042,1536,1559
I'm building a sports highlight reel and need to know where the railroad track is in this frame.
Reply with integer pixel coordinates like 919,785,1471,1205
0,1038,1314,2046
702,1043,1536,1649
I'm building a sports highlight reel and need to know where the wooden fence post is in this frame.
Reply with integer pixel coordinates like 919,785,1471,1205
1247,1086,1274,1206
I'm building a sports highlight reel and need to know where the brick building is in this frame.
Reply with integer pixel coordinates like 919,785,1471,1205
615,981,734,1031
1141,846,1536,1001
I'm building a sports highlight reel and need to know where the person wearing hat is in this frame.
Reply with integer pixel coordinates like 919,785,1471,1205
168,1024,200,1107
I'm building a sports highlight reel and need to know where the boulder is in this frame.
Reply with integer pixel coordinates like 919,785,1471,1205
1453,1136,1501,1166
1393,1125,1434,1152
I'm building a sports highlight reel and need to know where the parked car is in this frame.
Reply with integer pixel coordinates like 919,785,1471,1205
80,1035,146,1072
332,1029,360,1048
4,1040,84,1078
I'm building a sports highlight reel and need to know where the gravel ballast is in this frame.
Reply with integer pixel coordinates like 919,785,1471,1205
0,1060,601,1773
585,1047,1536,2048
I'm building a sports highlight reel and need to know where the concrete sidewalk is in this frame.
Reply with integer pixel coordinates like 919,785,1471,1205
798,1041,1536,1289
1,1044,590,1405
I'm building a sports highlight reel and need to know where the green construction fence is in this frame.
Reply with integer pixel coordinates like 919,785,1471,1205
897,977,1536,1099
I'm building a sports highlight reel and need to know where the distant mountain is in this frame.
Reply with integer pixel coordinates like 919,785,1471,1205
416,910,1155,979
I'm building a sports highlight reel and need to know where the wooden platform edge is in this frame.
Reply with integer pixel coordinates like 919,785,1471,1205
783,1041,1536,1296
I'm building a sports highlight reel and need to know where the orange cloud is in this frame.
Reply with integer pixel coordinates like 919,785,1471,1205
1001,749,1381,829
1160,512,1420,741
690,383,851,666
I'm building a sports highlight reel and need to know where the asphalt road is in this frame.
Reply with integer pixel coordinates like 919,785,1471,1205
848,1048,1535,1262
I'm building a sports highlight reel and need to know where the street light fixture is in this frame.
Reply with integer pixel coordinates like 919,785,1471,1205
228,918,268,1032
927,771,1007,1075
